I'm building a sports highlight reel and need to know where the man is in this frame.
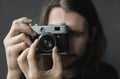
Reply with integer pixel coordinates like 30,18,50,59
4,0,119,79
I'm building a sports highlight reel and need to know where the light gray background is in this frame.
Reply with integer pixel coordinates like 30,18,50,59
0,0,120,79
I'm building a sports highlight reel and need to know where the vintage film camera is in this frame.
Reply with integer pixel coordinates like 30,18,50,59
30,24,69,55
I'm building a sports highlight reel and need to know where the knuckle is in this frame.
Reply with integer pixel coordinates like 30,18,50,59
12,19,19,26
17,57,23,64
17,57,21,63
6,47,14,56
21,42,28,48
19,17,30,22
12,19,19,25
28,73,38,79
4,32,14,43
12,17,28,24
3,38,7,47
21,33,26,36
21,17,28,20
20,33,26,39
20,34,31,46
11,24,19,32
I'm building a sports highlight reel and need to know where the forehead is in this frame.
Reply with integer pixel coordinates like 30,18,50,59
48,7,88,31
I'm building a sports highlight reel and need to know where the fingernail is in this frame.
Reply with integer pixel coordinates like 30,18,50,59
35,39,39,42
53,47,58,53
53,46,56,50
35,39,39,43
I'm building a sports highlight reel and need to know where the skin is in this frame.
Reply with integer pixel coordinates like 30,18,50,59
48,7,89,78
48,7,89,66
4,7,89,79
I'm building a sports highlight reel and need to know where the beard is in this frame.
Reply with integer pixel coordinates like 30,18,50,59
37,53,82,71
61,54,79,69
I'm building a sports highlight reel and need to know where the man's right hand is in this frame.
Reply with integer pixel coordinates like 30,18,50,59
3,17,36,79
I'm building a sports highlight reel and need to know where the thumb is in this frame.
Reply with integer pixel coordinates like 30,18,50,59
52,47,62,72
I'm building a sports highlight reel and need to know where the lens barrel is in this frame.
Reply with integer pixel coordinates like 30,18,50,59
38,33,56,52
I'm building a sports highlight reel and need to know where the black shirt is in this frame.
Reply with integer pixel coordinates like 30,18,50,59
70,63,119,79
22,63,119,79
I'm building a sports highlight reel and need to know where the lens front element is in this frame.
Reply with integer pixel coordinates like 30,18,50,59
39,33,56,52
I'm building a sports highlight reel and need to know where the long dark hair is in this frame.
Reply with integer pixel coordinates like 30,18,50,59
37,0,106,75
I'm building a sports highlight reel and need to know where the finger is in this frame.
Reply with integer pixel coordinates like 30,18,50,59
6,42,28,56
17,48,29,76
6,33,32,47
8,17,36,37
27,39,39,71
13,17,32,24
52,47,62,71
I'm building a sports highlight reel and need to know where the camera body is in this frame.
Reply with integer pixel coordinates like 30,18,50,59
30,24,69,55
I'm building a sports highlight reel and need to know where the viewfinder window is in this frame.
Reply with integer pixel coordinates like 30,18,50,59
55,27,60,31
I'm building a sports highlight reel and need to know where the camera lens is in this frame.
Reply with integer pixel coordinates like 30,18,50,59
39,33,56,52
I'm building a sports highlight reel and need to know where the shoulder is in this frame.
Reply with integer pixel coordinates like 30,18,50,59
98,62,119,79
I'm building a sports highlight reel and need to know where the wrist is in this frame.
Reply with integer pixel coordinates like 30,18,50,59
7,71,22,79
